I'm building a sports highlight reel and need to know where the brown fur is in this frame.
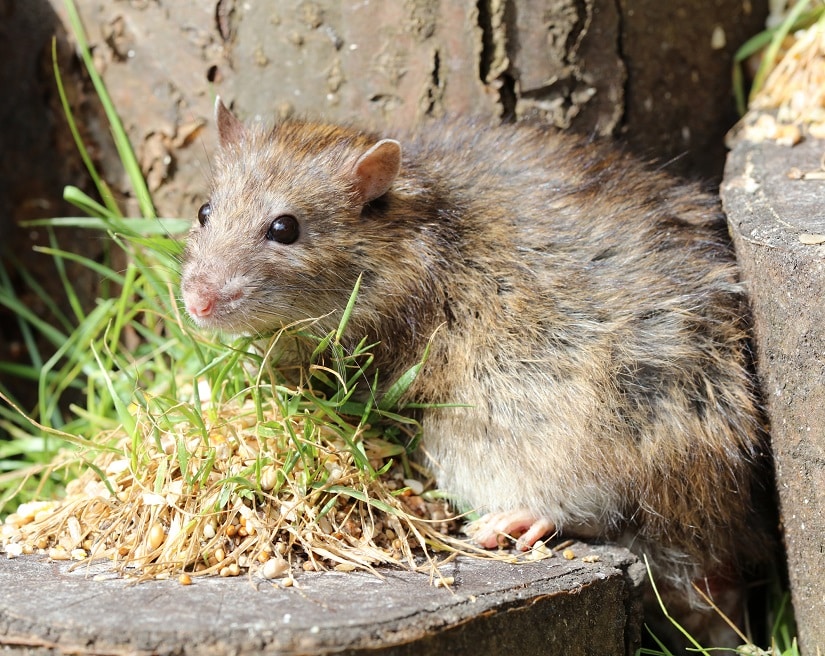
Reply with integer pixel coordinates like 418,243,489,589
181,105,772,637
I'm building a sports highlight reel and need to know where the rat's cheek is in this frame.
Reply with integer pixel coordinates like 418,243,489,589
467,509,556,550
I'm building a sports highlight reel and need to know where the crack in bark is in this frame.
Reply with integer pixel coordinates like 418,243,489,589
422,48,443,117
476,0,517,118
612,0,629,133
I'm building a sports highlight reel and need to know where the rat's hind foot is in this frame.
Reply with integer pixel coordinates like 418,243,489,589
469,509,556,550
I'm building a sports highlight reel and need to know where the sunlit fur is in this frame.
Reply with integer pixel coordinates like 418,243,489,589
181,110,772,635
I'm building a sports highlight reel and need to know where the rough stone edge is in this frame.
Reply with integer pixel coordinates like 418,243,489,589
0,544,643,655
721,133,825,656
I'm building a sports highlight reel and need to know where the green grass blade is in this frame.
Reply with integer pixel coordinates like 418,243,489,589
0,286,68,349
23,215,191,235
62,186,118,220
63,0,156,220
335,274,362,342
750,0,815,100
32,245,128,287
90,338,137,438
0,390,112,451
323,484,401,516
52,38,119,216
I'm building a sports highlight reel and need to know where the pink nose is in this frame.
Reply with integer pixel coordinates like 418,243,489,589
185,293,215,318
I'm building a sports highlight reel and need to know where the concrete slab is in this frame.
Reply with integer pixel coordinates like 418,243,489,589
0,542,643,655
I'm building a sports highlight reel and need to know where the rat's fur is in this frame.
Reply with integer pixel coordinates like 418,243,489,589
181,103,773,642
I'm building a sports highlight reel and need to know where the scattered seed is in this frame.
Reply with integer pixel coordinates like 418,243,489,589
562,549,576,560
5,543,23,558
48,547,70,561
148,522,165,550
526,540,554,560
809,122,825,140
142,493,166,506
582,554,601,563
262,557,290,579
260,467,279,491
403,478,424,495
14,501,56,526
4,514,22,529
179,573,192,585
434,576,455,588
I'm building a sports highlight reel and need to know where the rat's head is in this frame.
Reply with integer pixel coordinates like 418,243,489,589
181,98,401,335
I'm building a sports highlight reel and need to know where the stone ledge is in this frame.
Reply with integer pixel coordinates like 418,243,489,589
722,134,825,656
0,543,643,655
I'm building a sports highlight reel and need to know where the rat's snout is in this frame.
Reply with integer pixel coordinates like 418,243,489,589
184,289,215,319
180,266,249,330
180,268,220,323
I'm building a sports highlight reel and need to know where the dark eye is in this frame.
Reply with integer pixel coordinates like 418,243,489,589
265,215,300,244
197,202,211,227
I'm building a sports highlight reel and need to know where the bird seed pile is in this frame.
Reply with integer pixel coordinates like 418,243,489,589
0,387,467,584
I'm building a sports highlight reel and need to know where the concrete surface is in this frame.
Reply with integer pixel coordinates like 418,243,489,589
0,543,644,655
722,133,825,656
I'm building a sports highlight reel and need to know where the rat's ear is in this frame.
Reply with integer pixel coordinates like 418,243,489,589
215,96,246,149
350,139,401,204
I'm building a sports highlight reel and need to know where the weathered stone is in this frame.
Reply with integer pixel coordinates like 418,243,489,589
722,133,825,656
0,544,644,655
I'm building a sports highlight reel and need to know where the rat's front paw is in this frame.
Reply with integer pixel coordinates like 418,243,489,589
469,509,556,551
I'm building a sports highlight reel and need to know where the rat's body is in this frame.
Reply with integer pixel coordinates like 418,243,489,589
182,102,772,641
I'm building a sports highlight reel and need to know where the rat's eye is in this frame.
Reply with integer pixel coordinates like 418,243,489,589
197,202,212,227
266,215,300,244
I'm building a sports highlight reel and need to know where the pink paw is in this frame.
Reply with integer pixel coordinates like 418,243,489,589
470,509,556,551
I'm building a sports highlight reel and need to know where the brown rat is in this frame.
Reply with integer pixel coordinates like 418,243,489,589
181,99,773,644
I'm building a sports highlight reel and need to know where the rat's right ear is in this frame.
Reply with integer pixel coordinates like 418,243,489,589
215,96,246,149
350,139,402,204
